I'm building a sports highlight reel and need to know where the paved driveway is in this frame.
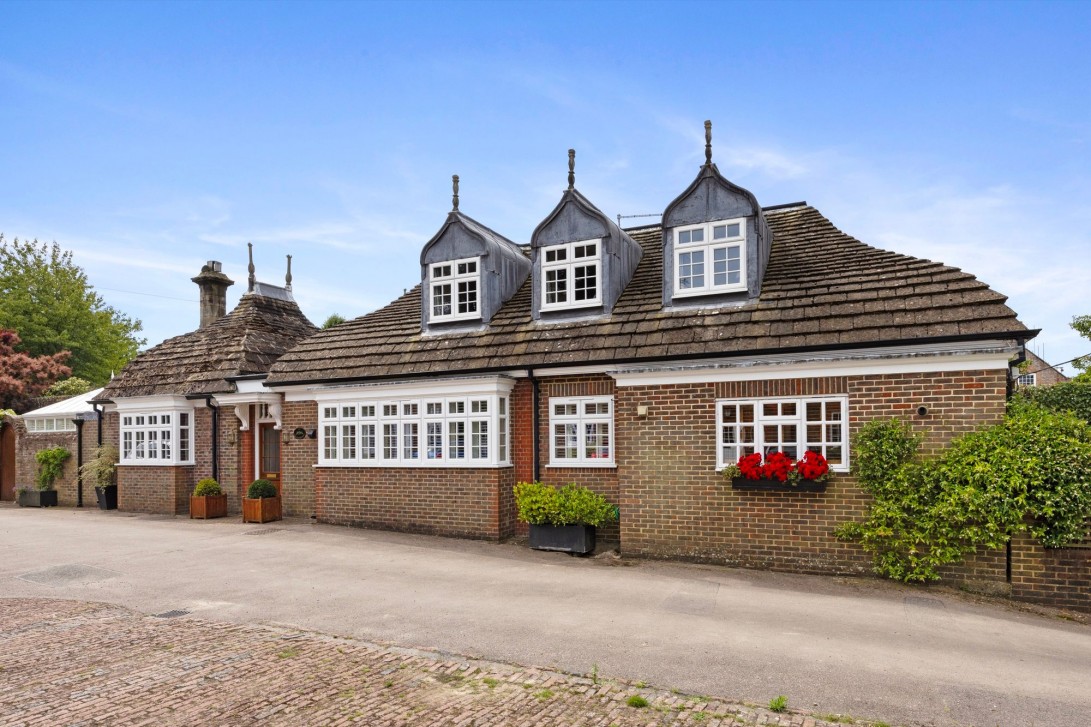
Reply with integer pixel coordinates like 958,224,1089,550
2,505,1089,727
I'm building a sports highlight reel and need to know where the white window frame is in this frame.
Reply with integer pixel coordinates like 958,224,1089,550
1016,373,1037,387
673,218,747,297
548,395,615,468
429,256,481,323
118,407,195,466
318,393,510,468
715,395,849,472
25,417,77,433
541,239,602,311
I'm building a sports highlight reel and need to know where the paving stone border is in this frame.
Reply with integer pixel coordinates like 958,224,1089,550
0,599,891,726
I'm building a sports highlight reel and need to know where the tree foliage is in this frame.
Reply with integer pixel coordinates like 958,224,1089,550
45,376,95,398
838,403,1091,582
0,329,72,411
1070,315,1091,382
322,313,346,329
0,235,144,386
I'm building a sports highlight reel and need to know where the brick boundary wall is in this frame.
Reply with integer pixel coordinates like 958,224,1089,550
12,413,115,508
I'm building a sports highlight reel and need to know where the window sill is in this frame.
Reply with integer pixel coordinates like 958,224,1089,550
546,461,617,469
314,462,513,469
672,285,746,299
119,461,195,467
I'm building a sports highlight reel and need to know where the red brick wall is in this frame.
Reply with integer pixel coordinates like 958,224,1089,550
314,466,512,540
280,401,316,517
12,422,81,506
117,464,192,514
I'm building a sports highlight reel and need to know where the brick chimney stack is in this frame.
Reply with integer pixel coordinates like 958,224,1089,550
191,261,234,329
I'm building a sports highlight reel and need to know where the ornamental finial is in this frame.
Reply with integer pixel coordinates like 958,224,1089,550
285,254,293,290
247,242,255,292
452,175,459,211
704,120,712,165
567,149,575,190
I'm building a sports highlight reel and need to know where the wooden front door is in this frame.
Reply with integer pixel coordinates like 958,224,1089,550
1,423,15,502
258,423,281,496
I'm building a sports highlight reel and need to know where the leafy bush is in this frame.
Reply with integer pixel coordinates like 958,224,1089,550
35,446,70,490
513,481,618,527
247,479,278,499
44,376,94,397
80,445,118,488
1017,381,1091,424
194,478,223,497
838,402,1091,582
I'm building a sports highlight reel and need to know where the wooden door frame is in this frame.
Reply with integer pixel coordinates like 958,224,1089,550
257,422,282,497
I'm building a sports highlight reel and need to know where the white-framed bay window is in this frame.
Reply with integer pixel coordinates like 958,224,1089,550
312,377,513,468
549,395,614,467
541,239,601,311
674,218,746,297
716,395,848,472
429,257,480,322
116,398,195,465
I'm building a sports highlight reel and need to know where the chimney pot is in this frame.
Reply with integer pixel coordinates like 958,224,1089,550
191,260,235,329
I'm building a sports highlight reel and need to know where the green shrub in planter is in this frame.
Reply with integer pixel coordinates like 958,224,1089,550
35,447,70,491
247,479,278,499
514,481,617,527
194,478,223,497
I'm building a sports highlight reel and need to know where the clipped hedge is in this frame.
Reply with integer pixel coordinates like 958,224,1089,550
247,479,278,499
1017,381,1091,424
838,400,1091,582
194,478,223,497
513,481,618,527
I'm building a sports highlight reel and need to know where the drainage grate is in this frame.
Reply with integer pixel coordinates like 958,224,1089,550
152,609,190,619
245,528,282,536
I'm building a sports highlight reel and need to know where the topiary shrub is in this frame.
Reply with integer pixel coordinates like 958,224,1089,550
194,478,223,497
35,447,71,491
247,479,278,499
514,482,618,527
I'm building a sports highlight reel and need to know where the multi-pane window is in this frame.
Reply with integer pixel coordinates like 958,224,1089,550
119,409,193,465
549,396,614,466
25,417,77,433
674,219,746,296
430,257,480,322
541,240,602,310
716,396,849,471
1016,373,1037,387
319,395,509,467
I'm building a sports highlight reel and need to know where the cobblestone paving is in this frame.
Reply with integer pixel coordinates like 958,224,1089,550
0,599,884,727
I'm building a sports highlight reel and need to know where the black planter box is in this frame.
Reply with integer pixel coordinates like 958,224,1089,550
95,485,118,510
17,490,58,507
731,477,827,493
529,524,596,555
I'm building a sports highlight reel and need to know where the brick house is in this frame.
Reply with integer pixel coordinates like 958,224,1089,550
88,126,1088,612
1015,349,1070,387
91,251,317,515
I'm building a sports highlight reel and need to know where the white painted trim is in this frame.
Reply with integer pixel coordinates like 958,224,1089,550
428,256,481,324
281,376,515,403
112,395,197,411
314,462,514,470
540,238,604,312
673,218,747,297
232,378,269,395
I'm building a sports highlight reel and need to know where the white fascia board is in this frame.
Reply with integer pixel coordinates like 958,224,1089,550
231,378,270,395
611,342,1018,387
281,375,516,403
213,391,281,406
112,395,201,411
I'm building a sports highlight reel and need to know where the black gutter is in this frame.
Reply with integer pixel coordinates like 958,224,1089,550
526,368,540,482
74,418,85,508
91,402,104,447
204,396,219,482
265,329,1040,390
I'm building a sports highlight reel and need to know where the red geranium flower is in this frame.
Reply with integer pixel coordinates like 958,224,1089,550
737,452,763,480
761,451,794,482
795,450,830,480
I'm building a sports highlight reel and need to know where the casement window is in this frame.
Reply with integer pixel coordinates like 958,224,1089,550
716,396,848,471
1016,373,1037,387
119,410,194,465
541,240,601,311
674,219,746,296
430,257,480,322
25,417,77,433
549,396,614,467
319,395,509,467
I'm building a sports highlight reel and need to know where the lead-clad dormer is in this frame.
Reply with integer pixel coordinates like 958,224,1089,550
420,176,531,332
530,150,642,321
662,121,772,308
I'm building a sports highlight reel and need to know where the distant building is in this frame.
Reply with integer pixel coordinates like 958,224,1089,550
1016,349,1069,387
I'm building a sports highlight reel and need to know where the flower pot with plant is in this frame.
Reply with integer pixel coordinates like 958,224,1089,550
18,447,70,507
242,478,281,523
514,481,619,555
190,478,227,519
80,445,119,510
724,450,831,492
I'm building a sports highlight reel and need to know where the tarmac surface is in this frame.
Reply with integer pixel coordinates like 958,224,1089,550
2,504,1089,727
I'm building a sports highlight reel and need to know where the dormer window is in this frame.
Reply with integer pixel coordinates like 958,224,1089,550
430,257,480,322
673,218,746,297
541,240,601,311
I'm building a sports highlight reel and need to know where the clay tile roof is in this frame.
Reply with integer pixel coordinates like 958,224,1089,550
98,292,317,399
266,205,1027,386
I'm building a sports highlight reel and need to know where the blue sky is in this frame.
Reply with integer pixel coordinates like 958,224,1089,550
2,0,1089,372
